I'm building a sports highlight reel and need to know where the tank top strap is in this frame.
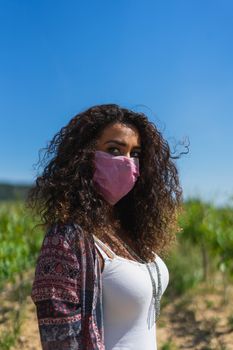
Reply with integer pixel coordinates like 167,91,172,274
95,241,110,260
93,235,117,259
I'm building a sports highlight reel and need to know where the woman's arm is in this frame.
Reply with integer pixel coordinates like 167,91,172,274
31,223,83,350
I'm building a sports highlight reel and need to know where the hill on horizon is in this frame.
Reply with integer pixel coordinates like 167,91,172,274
0,182,32,201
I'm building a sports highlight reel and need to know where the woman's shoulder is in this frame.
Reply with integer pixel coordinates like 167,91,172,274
154,253,169,273
44,222,85,245
153,253,169,292
36,222,92,266
42,222,97,261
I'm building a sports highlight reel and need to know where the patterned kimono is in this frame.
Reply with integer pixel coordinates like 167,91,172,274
31,222,105,350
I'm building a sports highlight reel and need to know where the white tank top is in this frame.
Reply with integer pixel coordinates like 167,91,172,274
94,235,169,350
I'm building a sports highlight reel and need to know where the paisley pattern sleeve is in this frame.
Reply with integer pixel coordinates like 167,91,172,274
30,223,105,350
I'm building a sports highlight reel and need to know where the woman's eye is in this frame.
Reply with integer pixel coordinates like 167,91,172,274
107,147,121,155
107,148,141,158
131,151,141,158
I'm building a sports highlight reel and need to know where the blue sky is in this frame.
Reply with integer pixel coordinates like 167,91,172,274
0,0,233,206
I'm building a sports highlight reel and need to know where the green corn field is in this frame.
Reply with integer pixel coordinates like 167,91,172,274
0,201,43,289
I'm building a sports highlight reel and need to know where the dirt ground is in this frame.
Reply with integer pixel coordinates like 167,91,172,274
157,283,233,350
11,297,41,350
1,271,233,350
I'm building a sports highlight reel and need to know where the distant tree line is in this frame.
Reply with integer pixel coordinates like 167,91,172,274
0,182,32,201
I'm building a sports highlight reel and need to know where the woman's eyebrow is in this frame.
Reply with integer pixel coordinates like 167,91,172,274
104,140,141,148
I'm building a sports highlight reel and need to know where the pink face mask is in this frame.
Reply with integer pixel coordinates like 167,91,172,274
93,150,140,205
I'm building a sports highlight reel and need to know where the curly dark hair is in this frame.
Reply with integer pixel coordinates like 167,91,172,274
26,104,188,262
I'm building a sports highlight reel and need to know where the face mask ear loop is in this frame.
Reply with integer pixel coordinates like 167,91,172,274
131,157,139,169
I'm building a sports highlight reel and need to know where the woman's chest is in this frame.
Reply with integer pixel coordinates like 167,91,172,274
102,259,154,318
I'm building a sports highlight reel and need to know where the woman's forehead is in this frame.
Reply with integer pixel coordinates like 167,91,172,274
97,122,141,144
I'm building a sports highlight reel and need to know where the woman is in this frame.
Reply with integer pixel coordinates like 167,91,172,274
27,104,184,350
